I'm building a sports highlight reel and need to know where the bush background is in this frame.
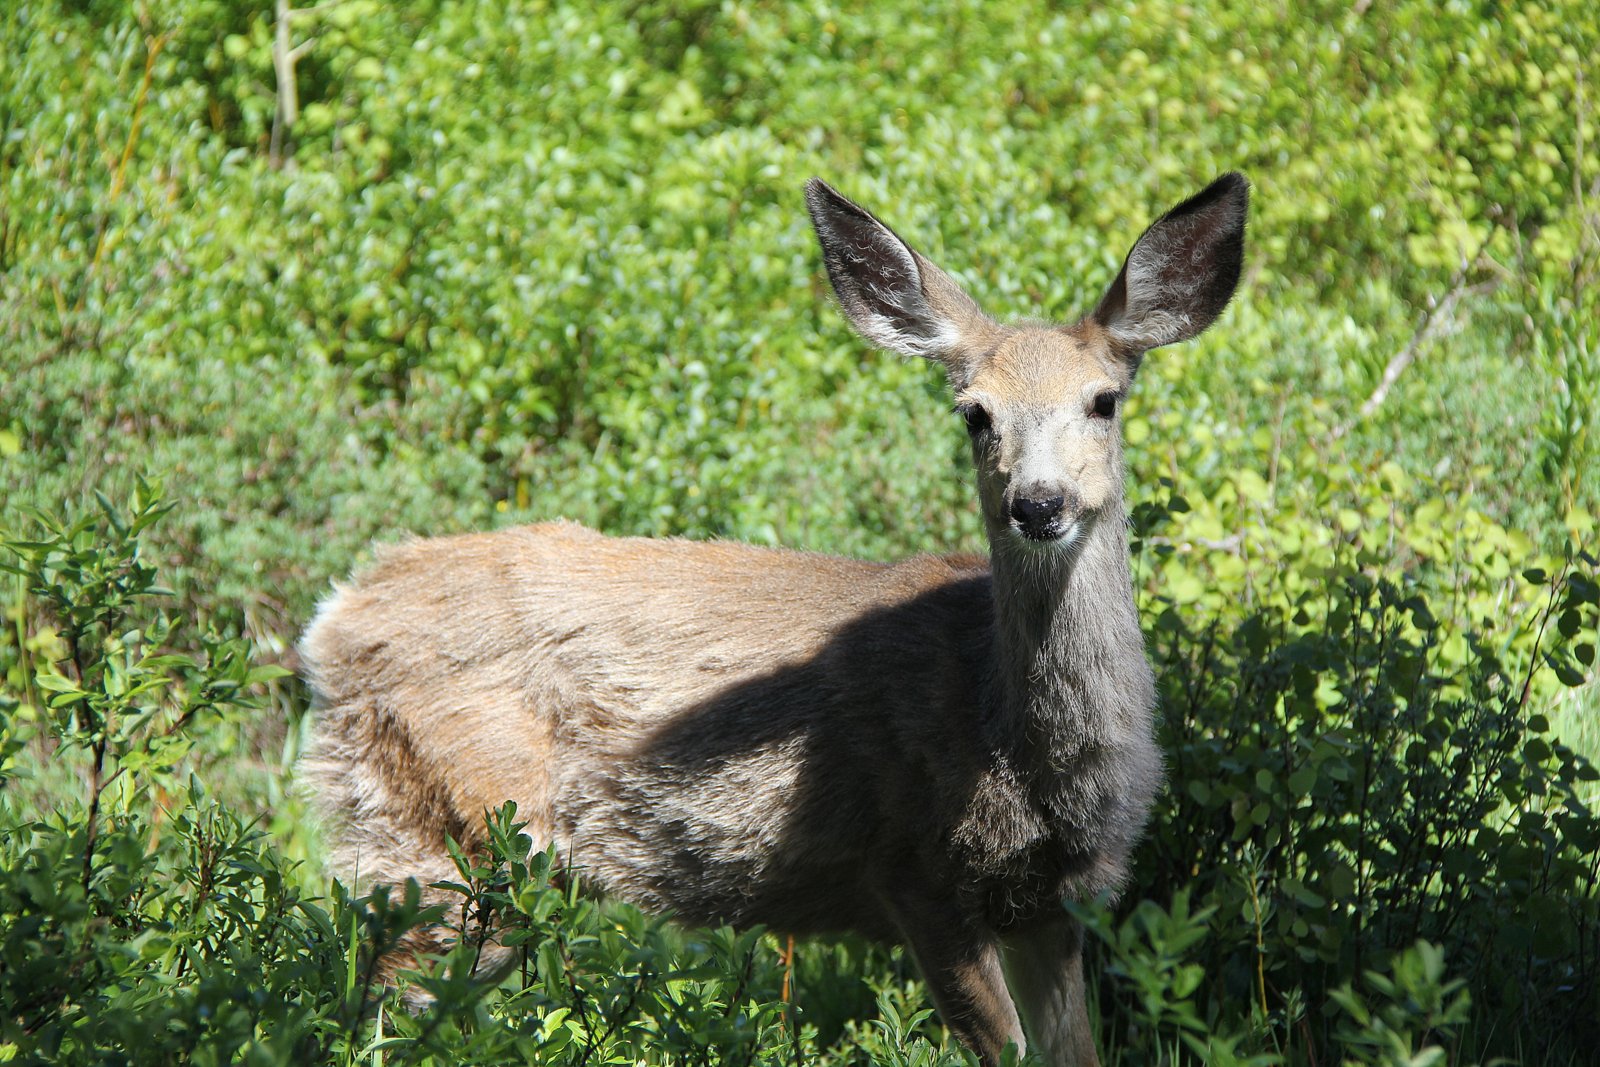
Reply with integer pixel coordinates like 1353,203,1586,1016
3,1,1598,1064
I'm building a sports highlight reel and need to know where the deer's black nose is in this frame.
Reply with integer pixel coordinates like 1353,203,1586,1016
1010,495,1065,538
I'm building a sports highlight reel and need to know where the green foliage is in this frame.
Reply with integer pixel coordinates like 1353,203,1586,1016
1073,890,1281,1067
1104,550,1600,1063
4,0,1598,634
1,483,289,794
0,488,360,1063
1330,942,1471,1067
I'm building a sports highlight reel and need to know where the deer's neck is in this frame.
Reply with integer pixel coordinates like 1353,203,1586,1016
985,506,1155,769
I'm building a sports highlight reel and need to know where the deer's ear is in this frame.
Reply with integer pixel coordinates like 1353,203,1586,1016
805,178,1003,385
1092,172,1249,354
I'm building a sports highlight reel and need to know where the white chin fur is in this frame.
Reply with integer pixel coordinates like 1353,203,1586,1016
1007,519,1083,552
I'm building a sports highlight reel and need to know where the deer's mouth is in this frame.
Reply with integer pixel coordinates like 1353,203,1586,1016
1016,521,1067,543
1008,516,1083,548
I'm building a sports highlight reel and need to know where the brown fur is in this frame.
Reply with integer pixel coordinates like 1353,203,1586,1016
300,174,1249,1065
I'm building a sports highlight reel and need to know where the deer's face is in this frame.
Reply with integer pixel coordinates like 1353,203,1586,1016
956,324,1130,546
805,173,1247,551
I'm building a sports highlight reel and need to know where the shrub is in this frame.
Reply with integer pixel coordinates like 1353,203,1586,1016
1081,539,1600,1064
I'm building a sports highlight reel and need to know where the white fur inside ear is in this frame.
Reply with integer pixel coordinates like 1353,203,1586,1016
854,304,963,359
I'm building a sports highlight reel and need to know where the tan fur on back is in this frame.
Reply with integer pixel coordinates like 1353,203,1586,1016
301,523,994,932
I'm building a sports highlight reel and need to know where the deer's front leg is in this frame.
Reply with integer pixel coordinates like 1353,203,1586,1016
1000,917,1100,1067
887,895,1025,1067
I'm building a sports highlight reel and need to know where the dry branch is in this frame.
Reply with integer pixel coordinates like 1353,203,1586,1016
1331,238,1498,440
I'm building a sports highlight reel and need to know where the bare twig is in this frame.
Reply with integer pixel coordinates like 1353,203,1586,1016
268,0,347,165
79,28,171,314
1331,236,1499,440
288,0,346,18
270,0,340,166
1145,533,1244,554
271,0,297,166
1573,65,1600,296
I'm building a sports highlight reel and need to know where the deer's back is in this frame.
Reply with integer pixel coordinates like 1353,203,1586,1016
301,521,996,934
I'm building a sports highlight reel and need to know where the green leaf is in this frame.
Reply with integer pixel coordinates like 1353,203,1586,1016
33,671,82,694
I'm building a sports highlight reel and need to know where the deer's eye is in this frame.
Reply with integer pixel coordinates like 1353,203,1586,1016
959,404,992,436
1091,392,1119,419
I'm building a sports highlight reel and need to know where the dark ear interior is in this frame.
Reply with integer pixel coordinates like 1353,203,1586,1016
806,180,923,326
1093,172,1249,352
805,178,958,359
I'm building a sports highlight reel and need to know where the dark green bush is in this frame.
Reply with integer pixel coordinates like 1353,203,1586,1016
1089,550,1600,1063
0,487,360,1064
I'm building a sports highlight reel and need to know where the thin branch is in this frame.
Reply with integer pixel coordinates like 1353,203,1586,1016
1331,237,1498,440
287,0,346,18
79,29,171,314
1146,533,1244,554
1572,65,1600,296
269,0,342,167
271,0,307,168
103,31,171,208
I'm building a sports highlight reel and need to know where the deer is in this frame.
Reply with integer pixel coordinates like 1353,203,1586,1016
299,172,1248,1066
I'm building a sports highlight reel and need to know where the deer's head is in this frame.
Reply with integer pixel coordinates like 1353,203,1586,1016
807,174,1248,550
